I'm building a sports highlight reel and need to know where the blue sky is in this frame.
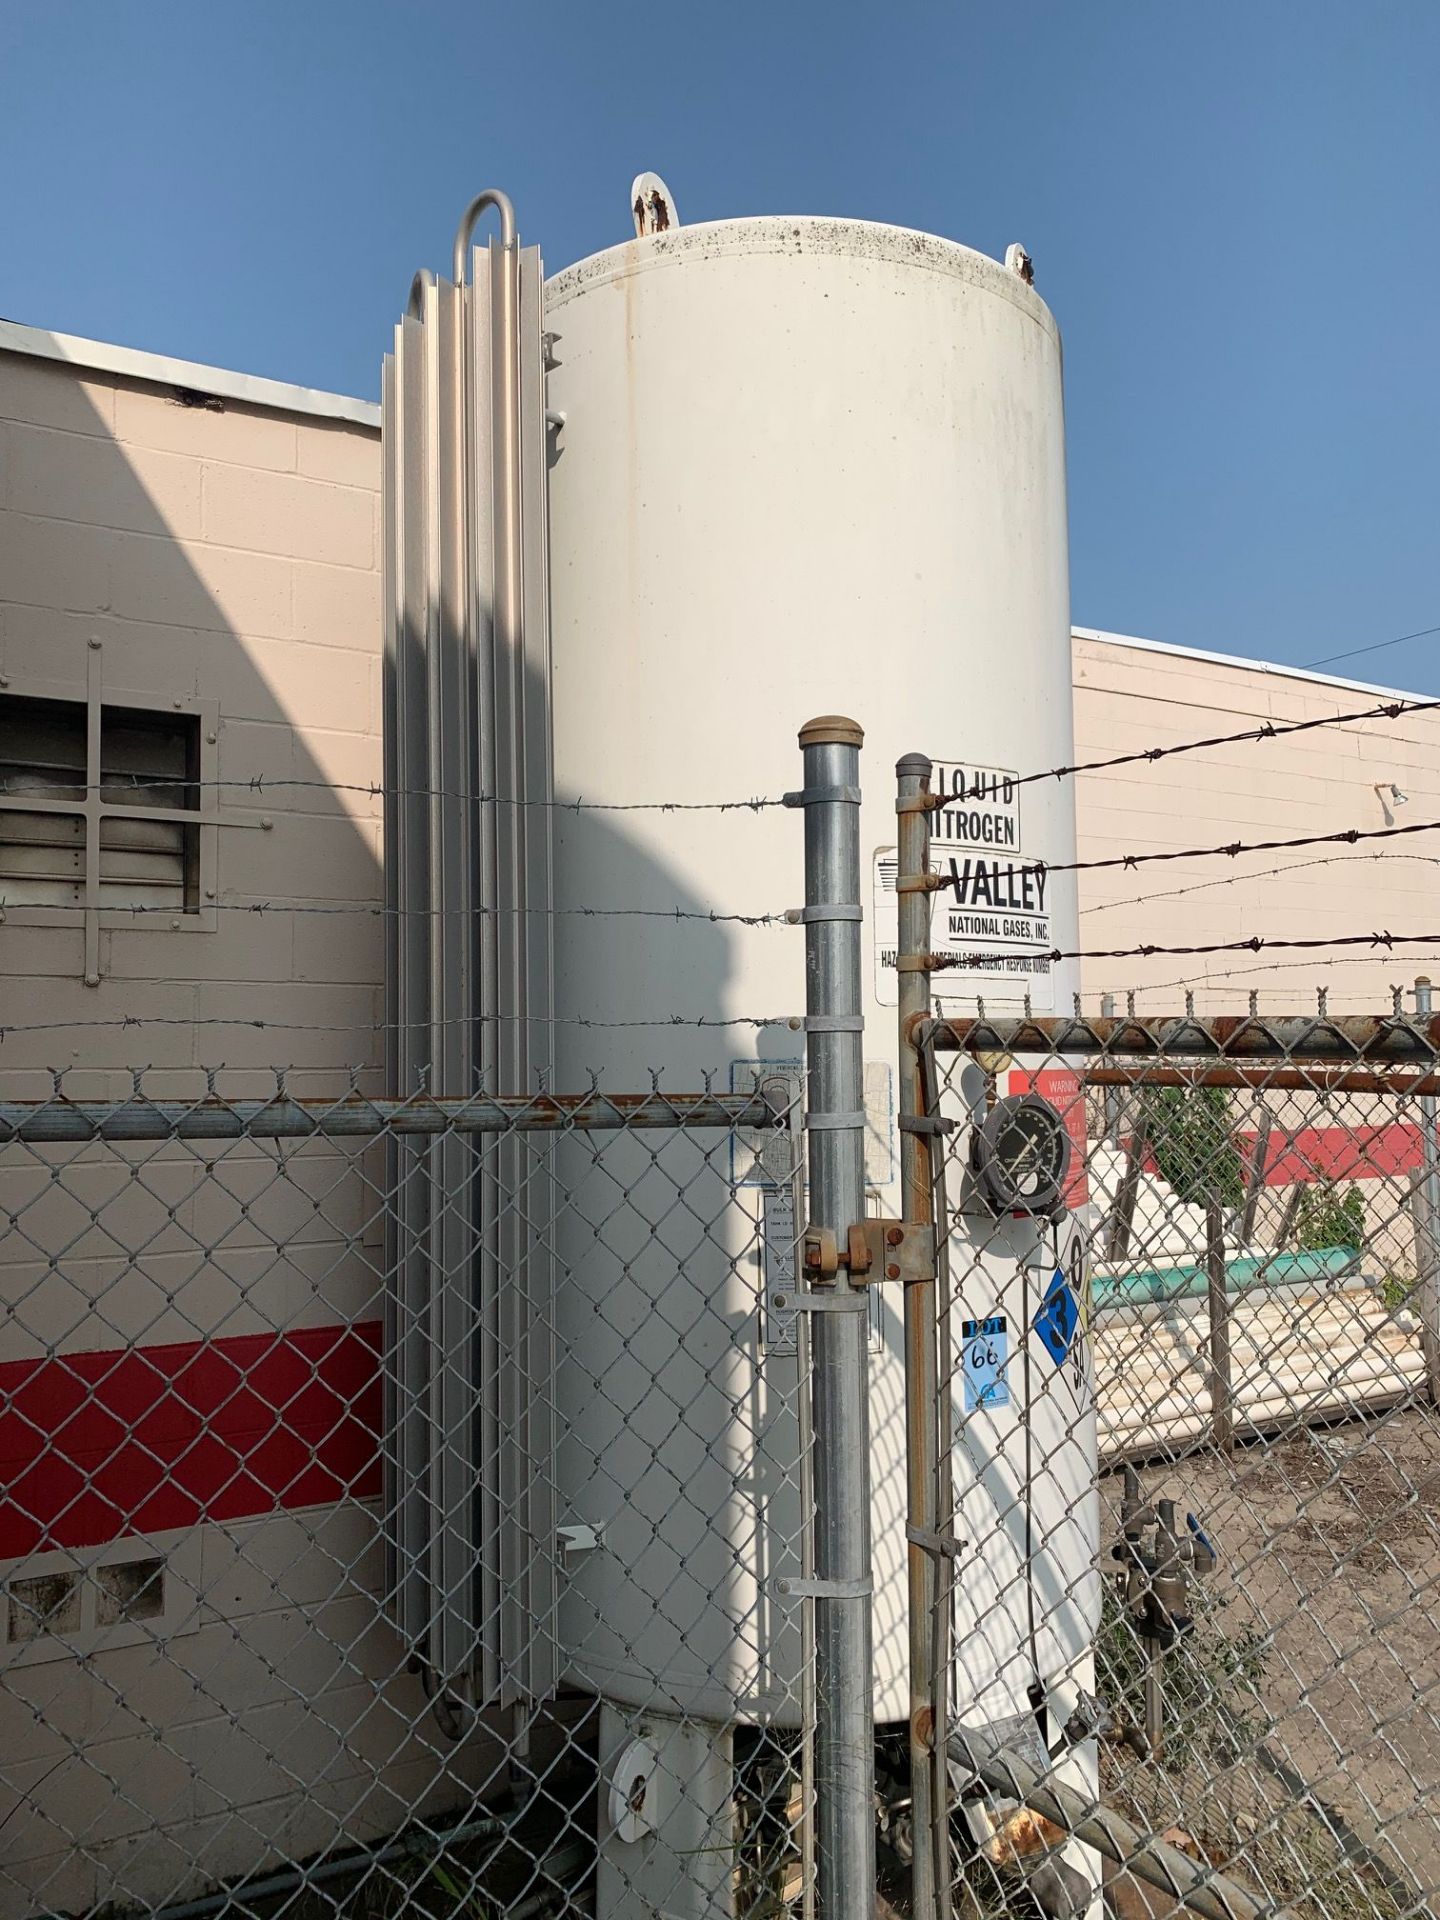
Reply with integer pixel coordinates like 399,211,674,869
2,2,1436,689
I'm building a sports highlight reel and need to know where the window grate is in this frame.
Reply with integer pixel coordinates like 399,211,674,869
0,694,201,912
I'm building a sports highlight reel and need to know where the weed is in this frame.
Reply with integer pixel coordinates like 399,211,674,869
1138,1086,1245,1209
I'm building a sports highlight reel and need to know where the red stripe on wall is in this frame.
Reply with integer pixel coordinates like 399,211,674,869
0,1321,382,1559
1238,1123,1422,1186
1130,1124,1423,1190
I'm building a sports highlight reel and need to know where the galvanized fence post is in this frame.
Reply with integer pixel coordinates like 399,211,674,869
1205,1196,1235,1452
895,753,947,1920
1411,977,1440,1404
1100,991,1121,1143
793,716,875,1920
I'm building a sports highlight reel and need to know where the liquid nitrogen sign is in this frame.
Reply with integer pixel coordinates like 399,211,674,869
874,760,1056,1011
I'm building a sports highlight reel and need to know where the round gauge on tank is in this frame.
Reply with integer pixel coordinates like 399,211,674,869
972,1094,1072,1217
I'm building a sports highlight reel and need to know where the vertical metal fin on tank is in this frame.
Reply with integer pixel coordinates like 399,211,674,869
382,200,556,1711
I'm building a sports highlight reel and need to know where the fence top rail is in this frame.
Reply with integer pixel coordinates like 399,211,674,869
0,1090,786,1144
923,1011,1440,1063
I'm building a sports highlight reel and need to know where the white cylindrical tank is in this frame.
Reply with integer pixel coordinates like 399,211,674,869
541,216,1095,1733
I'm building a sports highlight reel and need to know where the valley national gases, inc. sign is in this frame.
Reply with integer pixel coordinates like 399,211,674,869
873,761,1056,1010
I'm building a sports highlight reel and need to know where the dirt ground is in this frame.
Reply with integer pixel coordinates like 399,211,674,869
1100,1404,1440,1915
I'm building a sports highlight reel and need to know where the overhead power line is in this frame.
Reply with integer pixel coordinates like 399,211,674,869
1303,622,1440,671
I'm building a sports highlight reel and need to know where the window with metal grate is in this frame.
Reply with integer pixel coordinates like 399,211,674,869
0,693,200,911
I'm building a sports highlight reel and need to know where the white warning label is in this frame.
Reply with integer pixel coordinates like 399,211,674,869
874,760,1056,1011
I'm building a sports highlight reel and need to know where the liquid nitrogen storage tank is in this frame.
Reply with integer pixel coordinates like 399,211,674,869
541,211,1097,1767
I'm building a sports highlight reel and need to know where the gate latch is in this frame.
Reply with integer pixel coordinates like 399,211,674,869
800,1219,935,1285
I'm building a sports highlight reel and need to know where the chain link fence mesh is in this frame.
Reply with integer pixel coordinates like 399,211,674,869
3,1013,1440,1919
918,1012,1440,1920
0,1078,819,1920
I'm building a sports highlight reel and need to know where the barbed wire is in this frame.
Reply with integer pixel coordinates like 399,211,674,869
0,1011,799,1041
23,691,1436,826
1039,812,1440,879
1116,952,1440,997
1011,692,1440,791
1040,929,1440,965
0,898,788,926
1083,850,1440,916
0,775,783,813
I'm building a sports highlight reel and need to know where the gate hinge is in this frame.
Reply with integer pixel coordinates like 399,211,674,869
800,1219,935,1285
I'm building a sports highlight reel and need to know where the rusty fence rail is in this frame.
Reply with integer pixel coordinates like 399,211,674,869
0,1090,782,1143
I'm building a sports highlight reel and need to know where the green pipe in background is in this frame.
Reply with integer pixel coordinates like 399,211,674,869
1092,1245,1360,1311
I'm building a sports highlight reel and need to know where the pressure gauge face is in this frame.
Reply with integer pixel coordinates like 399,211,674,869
972,1094,1071,1217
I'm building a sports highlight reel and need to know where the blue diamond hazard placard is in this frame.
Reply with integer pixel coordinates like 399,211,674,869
1033,1268,1079,1367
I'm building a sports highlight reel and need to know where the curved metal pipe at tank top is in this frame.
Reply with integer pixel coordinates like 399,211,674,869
453,186,518,278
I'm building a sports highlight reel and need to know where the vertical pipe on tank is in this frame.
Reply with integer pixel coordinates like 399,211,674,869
797,716,876,1920
895,753,945,1920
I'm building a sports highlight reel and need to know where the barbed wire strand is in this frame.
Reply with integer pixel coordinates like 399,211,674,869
15,688,1435,820
0,898,789,926
1083,850,1440,917
25,687,1440,815
1009,692,1440,792
1118,952,1440,997
1027,813,1440,879
0,1012,799,1041
0,775,783,812
23,822,1437,922
1040,929,1440,964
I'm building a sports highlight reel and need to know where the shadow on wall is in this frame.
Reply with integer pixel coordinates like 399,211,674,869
0,346,755,1917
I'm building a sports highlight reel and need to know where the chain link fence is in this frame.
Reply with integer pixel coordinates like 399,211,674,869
0,1078,822,1920
5,729,1440,1920
906,1002,1440,1920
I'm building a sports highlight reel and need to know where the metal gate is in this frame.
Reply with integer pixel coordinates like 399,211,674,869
893,751,1440,1920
